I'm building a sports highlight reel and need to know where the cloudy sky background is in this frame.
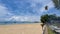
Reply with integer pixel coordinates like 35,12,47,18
0,0,60,22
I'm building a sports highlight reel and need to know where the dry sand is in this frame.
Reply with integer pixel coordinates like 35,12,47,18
0,23,43,34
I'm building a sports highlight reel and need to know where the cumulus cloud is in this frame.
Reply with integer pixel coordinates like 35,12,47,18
26,0,54,13
0,0,55,21
0,4,8,17
0,4,13,21
28,0,54,15
0,0,54,15
7,16,40,22
40,1,54,12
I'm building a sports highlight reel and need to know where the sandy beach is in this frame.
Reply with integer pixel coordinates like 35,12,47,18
0,23,43,34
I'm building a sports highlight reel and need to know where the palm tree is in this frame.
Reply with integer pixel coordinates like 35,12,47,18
52,0,60,9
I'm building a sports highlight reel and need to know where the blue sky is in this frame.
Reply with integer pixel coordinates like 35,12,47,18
0,0,60,21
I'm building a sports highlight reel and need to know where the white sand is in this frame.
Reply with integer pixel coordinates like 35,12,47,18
0,23,43,34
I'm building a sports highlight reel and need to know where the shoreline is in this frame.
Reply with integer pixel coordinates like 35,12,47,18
0,22,41,25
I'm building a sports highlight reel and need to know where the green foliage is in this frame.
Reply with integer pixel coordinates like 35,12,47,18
40,14,57,24
41,14,49,24
52,0,60,9
48,14,57,20
47,26,56,34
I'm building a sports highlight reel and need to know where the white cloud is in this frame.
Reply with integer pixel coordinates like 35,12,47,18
0,4,8,16
0,4,13,21
11,0,53,14
39,1,54,12
28,0,54,13
7,16,40,22
0,0,55,21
